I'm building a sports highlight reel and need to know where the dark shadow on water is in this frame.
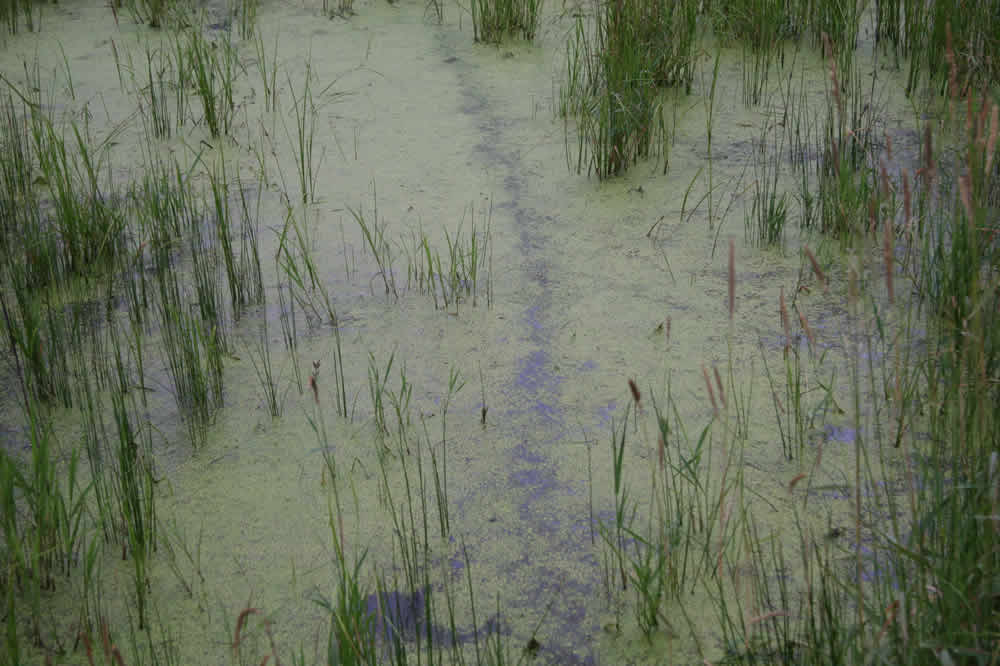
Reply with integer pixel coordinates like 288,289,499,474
366,585,595,664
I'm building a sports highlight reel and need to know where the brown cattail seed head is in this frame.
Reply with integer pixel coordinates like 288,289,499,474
804,247,827,290
628,379,641,405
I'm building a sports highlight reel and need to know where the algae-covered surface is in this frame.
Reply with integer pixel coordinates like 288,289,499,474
0,1,925,663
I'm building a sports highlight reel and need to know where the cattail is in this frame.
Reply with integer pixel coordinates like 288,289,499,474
728,239,735,320
875,600,900,645
703,365,718,416
100,621,114,660
975,92,988,146
883,217,895,305
309,374,319,404
797,309,816,350
959,172,974,225
823,33,842,120
804,246,827,290
310,360,321,404
628,378,641,405
713,365,726,409
81,632,94,662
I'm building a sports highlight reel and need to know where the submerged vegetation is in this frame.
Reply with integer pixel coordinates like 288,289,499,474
0,0,998,663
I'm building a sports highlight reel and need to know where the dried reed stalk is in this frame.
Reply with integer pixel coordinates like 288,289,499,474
703,365,719,417
959,172,974,225
713,366,726,410
797,310,815,350
804,247,827,290
233,607,261,658
628,378,641,405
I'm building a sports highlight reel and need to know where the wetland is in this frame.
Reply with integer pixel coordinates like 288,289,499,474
0,0,998,663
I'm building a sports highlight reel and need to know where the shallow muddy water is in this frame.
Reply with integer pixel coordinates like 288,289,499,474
0,2,929,663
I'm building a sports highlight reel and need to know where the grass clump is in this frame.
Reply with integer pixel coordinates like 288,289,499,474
472,0,543,43
745,113,789,248
900,3,1000,94
185,27,242,140
710,0,793,106
0,0,37,36
562,0,696,179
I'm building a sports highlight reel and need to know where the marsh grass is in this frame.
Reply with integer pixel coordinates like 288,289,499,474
471,0,542,44
367,350,395,450
0,274,75,407
0,393,90,648
138,43,172,140
814,38,881,242
561,0,695,179
186,26,242,139
156,259,225,447
0,78,132,289
122,0,169,29
349,185,399,300
276,282,303,393
711,0,790,107
133,151,201,258
4,5,999,664
253,30,280,113
903,1,1000,94
593,70,1000,663
106,325,157,630
169,34,191,133
277,204,339,325
403,202,493,311
209,157,264,320
323,0,354,19
745,112,789,248
776,63,821,230
303,360,514,666
0,0,37,35
235,0,257,39
286,62,321,205
424,0,443,25
596,371,754,644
